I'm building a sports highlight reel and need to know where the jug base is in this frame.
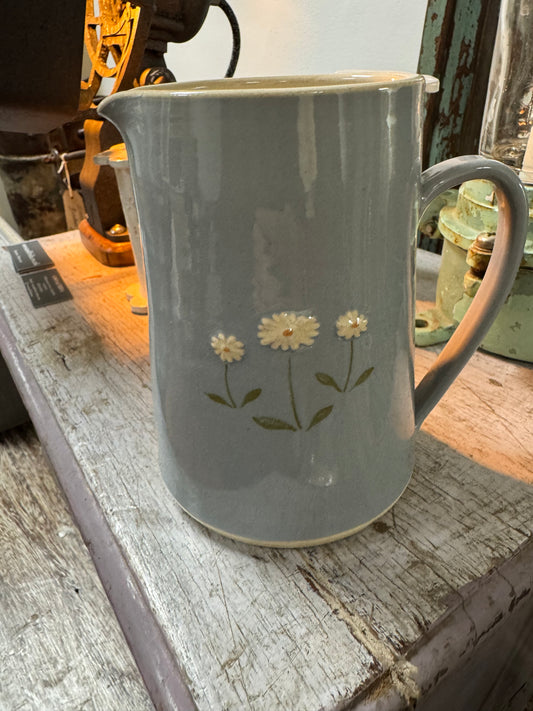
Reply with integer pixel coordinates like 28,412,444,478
177,493,405,549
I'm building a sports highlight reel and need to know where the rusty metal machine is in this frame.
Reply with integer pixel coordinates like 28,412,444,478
0,0,239,264
416,0,533,363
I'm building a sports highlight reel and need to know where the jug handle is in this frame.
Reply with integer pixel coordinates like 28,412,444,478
414,155,528,427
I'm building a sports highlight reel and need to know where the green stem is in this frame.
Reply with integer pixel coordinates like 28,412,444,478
288,355,302,429
343,339,354,392
224,363,237,408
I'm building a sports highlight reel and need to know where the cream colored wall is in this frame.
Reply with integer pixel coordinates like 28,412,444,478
165,0,428,81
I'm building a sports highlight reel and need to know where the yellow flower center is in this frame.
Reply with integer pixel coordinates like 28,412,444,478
350,318,360,329
223,346,230,352
283,328,294,337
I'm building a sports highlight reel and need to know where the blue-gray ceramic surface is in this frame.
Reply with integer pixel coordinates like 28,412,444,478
98,72,528,546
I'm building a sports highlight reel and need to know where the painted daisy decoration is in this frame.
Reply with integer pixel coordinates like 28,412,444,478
253,312,333,432
204,307,374,431
316,309,374,393
205,333,261,409
258,312,319,351
336,310,368,340
210,333,245,363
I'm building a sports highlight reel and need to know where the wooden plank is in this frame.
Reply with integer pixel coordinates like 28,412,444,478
414,252,532,482
417,348,533,483
0,230,532,710
418,0,501,167
418,0,457,171
411,543,533,710
417,0,501,253
0,423,155,711
0,313,197,711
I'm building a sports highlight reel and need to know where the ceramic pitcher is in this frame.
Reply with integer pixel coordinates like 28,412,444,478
98,72,528,546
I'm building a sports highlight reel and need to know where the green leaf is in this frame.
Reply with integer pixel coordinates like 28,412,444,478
306,405,334,431
350,366,375,390
315,372,341,391
253,416,297,431
241,388,262,407
205,392,232,407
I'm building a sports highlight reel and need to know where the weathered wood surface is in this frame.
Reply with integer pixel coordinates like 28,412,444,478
0,423,155,711
418,0,501,168
416,249,533,483
0,231,532,710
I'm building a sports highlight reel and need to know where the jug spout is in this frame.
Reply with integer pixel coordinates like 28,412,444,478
97,90,138,144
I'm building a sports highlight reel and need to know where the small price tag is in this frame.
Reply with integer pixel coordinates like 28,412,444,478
6,240,54,273
21,269,73,309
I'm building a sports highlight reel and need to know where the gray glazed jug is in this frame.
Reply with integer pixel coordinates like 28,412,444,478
99,72,528,546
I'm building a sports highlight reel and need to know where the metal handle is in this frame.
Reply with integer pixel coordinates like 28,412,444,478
414,155,528,427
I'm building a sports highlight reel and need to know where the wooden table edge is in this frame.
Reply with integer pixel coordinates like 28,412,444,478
352,534,533,709
0,308,197,711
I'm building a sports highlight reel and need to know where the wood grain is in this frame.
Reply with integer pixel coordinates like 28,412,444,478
0,231,531,710
417,347,533,483
0,424,155,711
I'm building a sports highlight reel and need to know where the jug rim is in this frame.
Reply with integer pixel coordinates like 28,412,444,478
99,71,435,103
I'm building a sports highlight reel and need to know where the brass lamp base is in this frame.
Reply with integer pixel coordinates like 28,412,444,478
79,218,134,268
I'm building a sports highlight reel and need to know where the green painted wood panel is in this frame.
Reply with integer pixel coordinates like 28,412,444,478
417,0,501,251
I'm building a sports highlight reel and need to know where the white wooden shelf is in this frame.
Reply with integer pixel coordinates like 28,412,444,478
1,229,532,710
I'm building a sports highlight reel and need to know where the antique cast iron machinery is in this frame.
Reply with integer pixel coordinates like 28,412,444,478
0,0,237,265
416,0,533,363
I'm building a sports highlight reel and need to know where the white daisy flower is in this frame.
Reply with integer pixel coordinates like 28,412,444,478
336,310,368,339
258,312,319,351
210,333,245,363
